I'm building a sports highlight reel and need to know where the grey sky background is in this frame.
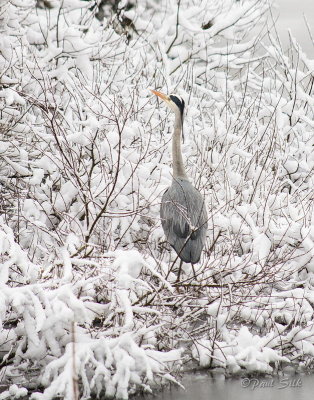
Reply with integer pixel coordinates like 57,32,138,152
275,0,314,56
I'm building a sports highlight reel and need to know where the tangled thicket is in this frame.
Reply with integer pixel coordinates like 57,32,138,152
0,0,314,399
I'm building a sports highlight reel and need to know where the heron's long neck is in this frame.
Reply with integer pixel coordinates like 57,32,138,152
172,111,188,180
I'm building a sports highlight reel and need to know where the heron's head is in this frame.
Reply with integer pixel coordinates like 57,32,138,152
151,90,185,116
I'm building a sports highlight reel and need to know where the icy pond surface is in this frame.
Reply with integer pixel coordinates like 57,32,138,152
134,372,314,400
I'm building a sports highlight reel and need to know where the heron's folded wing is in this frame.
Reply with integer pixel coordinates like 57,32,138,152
173,221,190,238
161,190,190,239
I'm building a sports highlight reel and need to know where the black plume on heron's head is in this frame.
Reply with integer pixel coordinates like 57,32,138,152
170,95,185,115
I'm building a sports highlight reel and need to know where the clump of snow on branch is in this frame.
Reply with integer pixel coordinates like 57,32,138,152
0,0,314,398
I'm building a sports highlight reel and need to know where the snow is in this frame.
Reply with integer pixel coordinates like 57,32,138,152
0,0,313,397
0,385,28,400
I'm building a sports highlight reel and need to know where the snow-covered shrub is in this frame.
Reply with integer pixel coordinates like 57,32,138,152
0,0,314,398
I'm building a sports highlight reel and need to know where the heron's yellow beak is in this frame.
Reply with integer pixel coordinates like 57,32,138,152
151,89,171,104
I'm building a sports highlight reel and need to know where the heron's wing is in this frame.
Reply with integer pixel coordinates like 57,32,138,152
174,220,190,238
178,180,208,240
189,197,208,240
161,184,203,239
160,181,208,264
161,188,190,238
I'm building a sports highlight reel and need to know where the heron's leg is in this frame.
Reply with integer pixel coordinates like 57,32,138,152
176,260,183,282
191,263,196,279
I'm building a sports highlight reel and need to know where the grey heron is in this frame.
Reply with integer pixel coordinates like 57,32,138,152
151,90,208,280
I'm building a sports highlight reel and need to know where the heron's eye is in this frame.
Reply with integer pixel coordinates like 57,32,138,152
170,95,185,114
